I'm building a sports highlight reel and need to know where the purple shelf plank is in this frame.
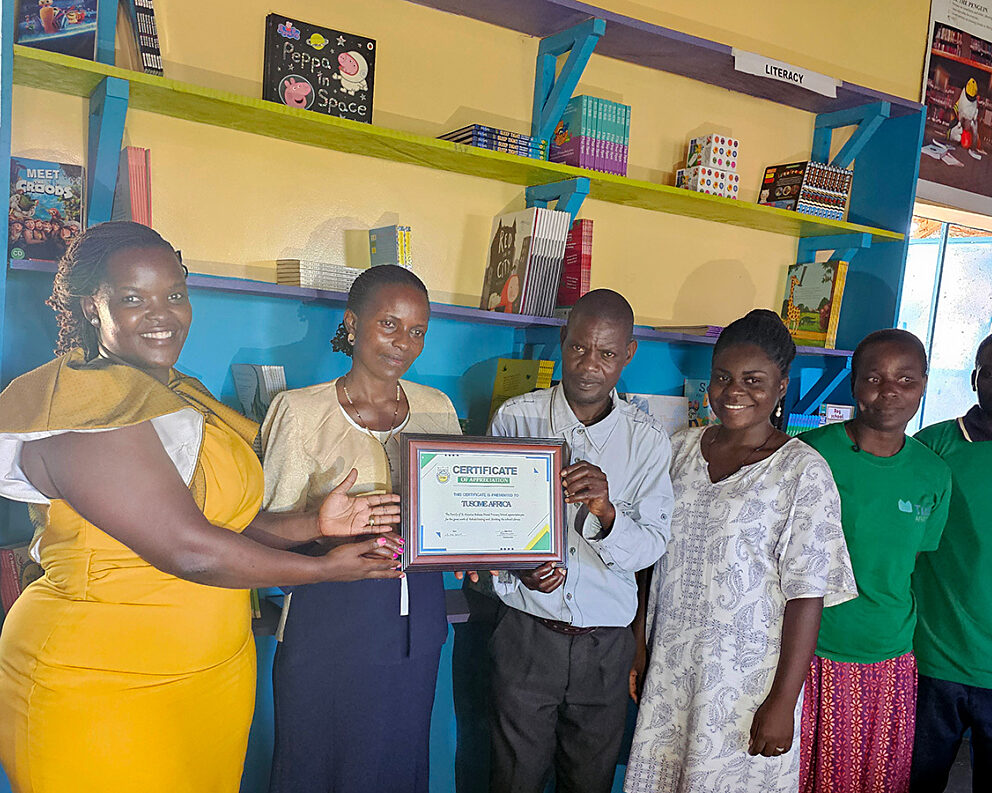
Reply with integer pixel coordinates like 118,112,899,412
406,0,921,117
8,260,853,357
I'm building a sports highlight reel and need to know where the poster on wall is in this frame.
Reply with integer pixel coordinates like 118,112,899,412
919,0,992,212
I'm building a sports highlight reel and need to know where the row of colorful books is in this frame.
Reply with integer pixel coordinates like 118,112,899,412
549,95,631,176
438,125,546,160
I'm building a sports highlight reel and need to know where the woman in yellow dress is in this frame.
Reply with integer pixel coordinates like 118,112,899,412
0,221,405,793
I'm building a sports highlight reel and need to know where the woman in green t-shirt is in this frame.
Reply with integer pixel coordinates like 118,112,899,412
797,329,951,793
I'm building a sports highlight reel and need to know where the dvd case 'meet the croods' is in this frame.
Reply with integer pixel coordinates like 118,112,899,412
8,158,84,263
262,14,376,124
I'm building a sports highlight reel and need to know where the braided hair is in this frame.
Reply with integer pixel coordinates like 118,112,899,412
851,328,928,380
330,265,429,356
713,308,796,378
47,221,179,359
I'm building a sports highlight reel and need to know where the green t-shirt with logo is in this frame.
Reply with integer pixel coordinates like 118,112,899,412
799,422,951,664
913,418,992,688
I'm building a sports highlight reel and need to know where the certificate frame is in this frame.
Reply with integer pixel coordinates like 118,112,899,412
400,433,567,572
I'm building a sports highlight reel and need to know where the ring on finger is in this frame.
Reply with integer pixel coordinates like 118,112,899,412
370,516,375,528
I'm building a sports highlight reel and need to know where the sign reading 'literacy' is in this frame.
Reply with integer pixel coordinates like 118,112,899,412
732,49,840,98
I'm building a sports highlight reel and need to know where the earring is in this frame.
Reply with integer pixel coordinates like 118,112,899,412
347,332,355,344
90,318,99,326
775,403,783,419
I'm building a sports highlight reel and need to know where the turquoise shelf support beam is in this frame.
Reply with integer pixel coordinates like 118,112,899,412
793,359,852,415
811,101,891,168
95,0,119,65
0,0,15,391
531,18,606,144
86,76,129,227
526,177,590,222
797,232,872,264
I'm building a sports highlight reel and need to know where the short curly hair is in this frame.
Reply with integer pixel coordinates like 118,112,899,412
330,265,429,356
47,221,180,359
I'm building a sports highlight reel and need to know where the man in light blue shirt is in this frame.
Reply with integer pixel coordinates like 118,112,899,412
487,289,673,793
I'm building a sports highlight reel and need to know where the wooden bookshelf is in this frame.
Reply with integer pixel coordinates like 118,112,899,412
8,258,853,357
12,46,903,244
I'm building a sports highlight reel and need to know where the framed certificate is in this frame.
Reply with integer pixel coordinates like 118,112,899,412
400,434,567,572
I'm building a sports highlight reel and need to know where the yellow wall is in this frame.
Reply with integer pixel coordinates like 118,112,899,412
11,0,932,326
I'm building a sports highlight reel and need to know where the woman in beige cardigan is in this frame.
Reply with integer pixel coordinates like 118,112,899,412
261,264,460,793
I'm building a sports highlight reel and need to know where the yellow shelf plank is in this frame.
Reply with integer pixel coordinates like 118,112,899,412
12,46,903,243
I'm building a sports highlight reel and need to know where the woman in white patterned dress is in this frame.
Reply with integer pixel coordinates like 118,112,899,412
625,310,857,793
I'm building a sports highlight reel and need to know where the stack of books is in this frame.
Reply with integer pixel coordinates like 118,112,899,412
676,134,740,199
122,0,164,76
112,147,152,226
439,125,545,159
757,161,853,221
276,259,365,291
549,95,630,175
479,207,572,317
369,225,412,268
556,218,593,307
653,324,723,338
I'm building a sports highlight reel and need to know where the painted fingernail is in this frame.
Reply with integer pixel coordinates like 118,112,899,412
392,553,399,559
400,573,406,579
377,537,387,546
398,538,405,544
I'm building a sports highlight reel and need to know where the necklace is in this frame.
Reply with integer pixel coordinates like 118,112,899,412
706,424,779,482
343,377,402,445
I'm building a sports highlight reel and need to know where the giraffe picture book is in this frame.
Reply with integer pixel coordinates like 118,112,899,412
262,14,376,124
779,261,849,349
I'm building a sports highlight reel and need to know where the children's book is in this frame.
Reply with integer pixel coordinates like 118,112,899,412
15,0,99,59
8,157,84,262
489,358,555,421
556,218,592,307
262,14,376,124
480,207,571,316
779,260,849,348
619,393,688,437
684,378,715,426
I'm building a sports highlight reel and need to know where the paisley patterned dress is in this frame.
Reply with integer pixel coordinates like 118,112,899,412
624,427,857,793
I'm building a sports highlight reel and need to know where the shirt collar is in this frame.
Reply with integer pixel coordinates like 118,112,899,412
960,404,992,442
550,384,623,450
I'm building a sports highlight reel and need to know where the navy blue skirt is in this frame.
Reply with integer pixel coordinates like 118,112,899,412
268,574,447,793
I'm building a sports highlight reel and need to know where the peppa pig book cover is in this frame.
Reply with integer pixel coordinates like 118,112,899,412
262,14,376,124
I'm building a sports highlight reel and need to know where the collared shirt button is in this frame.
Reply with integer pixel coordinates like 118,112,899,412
566,593,573,600
576,427,585,434
569,547,576,555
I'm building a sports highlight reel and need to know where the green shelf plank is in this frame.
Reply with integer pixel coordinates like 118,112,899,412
12,46,903,243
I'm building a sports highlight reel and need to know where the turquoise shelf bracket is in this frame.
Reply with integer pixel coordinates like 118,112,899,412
86,76,129,227
811,101,891,168
531,18,606,144
796,232,872,264
794,358,853,415
95,0,118,65
525,177,590,222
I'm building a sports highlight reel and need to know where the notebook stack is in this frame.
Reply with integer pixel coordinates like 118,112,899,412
439,125,546,159
480,207,572,317
369,225,412,268
276,259,365,291
549,96,630,175
556,219,593,307
112,147,152,226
